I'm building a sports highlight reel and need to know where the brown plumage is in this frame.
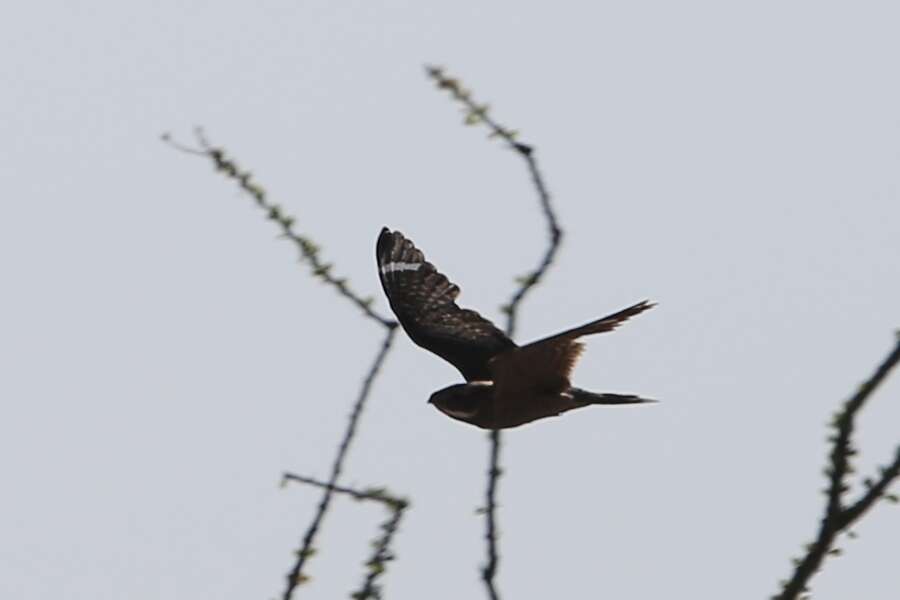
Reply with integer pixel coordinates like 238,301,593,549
377,227,655,429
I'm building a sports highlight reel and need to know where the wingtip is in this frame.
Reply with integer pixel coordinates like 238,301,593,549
627,299,657,314
620,299,657,318
377,227,394,260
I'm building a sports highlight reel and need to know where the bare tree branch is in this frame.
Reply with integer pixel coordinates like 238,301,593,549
282,473,410,600
162,130,395,328
164,130,404,599
282,327,398,597
353,493,408,600
481,427,503,600
426,66,563,600
776,334,900,600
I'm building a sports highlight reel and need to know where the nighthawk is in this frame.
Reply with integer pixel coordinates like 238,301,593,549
377,227,654,429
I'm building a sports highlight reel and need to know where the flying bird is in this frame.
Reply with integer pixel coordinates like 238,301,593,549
376,227,655,429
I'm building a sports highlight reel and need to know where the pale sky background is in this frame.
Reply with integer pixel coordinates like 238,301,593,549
2,2,899,599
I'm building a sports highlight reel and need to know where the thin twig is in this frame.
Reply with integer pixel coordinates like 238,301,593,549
426,65,564,600
776,335,900,600
354,496,408,600
281,473,399,503
162,130,396,328
481,428,503,600
282,327,397,598
282,474,410,600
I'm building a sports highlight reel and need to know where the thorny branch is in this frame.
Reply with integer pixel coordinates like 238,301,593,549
282,327,397,598
282,473,410,600
775,335,900,600
426,65,564,600
164,129,404,600
162,129,395,328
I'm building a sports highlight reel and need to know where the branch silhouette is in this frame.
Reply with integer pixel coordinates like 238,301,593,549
426,66,563,600
775,335,900,600
283,327,397,598
282,473,410,600
164,130,404,600
163,129,395,328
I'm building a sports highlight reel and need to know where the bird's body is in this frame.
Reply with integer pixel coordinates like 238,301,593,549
429,383,648,429
377,227,654,429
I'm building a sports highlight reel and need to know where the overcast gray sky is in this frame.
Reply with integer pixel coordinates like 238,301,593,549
2,2,899,599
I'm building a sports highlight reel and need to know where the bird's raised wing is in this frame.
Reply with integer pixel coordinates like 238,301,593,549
490,300,655,398
377,228,515,381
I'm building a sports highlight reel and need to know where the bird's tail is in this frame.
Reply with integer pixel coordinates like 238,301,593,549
570,387,657,406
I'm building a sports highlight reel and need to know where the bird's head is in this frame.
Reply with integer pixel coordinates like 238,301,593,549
428,382,493,423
